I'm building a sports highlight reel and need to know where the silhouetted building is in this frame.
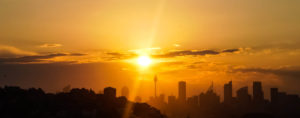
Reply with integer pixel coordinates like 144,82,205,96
121,86,129,98
237,86,251,105
271,88,278,104
199,83,220,108
187,96,199,106
104,87,116,98
253,81,264,104
168,95,176,104
154,75,158,98
135,96,142,103
178,81,186,103
224,81,233,104
159,94,165,103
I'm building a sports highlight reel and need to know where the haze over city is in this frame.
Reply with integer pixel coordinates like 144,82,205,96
0,1,300,117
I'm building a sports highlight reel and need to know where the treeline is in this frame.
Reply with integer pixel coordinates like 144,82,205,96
0,86,166,118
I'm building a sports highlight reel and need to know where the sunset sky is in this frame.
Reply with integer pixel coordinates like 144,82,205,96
1,0,300,101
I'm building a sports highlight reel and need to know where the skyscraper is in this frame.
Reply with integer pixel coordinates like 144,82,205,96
121,86,129,98
154,75,158,98
104,87,116,98
224,81,232,104
168,95,176,105
236,86,251,105
271,88,278,104
178,81,186,103
253,81,264,104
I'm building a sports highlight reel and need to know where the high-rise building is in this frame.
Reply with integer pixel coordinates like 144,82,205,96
104,87,116,98
168,95,176,105
154,75,158,98
187,96,199,106
253,81,264,104
224,81,232,104
178,81,186,103
271,88,278,104
121,86,129,98
199,89,220,108
236,86,251,105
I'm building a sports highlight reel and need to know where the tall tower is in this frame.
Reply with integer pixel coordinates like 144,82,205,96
270,88,278,104
236,86,251,105
224,81,232,104
154,75,158,98
178,81,186,103
253,81,264,104
121,86,129,98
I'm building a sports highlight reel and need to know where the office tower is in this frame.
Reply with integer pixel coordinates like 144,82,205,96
253,81,264,104
271,88,278,104
198,82,220,107
121,86,129,98
178,81,186,103
159,94,165,103
104,87,116,98
187,96,199,105
154,75,158,98
224,81,232,104
168,95,176,104
236,86,251,105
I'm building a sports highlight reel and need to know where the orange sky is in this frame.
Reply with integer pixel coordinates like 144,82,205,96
0,0,300,101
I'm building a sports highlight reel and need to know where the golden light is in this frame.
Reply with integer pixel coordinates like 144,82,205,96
137,55,152,67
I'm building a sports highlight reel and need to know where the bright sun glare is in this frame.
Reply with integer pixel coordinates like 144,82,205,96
137,55,152,67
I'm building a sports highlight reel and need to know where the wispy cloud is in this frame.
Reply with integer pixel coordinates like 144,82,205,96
0,45,36,58
39,43,62,48
0,53,85,64
105,52,138,60
233,67,300,79
152,49,239,58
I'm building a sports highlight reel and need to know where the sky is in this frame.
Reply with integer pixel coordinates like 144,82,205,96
0,0,300,101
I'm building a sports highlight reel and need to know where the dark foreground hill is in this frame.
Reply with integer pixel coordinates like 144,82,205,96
0,86,167,118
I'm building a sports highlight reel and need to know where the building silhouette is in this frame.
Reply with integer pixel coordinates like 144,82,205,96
236,86,251,105
178,81,186,103
187,96,199,106
224,81,232,104
168,95,176,105
135,96,142,103
271,88,278,104
154,75,158,98
104,87,116,98
199,83,220,108
253,81,264,104
121,86,129,98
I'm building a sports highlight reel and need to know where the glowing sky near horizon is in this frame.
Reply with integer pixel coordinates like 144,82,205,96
0,0,300,101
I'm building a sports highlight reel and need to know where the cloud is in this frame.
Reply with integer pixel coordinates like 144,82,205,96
0,53,85,64
39,43,62,48
152,49,239,58
0,45,36,58
233,67,300,79
104,48,240,61
222,48,240,53
105,52,138,60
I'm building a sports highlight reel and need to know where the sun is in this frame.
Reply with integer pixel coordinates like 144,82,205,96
137,55,152,67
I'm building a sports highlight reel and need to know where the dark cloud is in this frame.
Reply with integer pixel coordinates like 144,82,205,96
233,67,300,79
0,53,85,64
222,48,240,53
70,53,86,56
152,49,239,58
